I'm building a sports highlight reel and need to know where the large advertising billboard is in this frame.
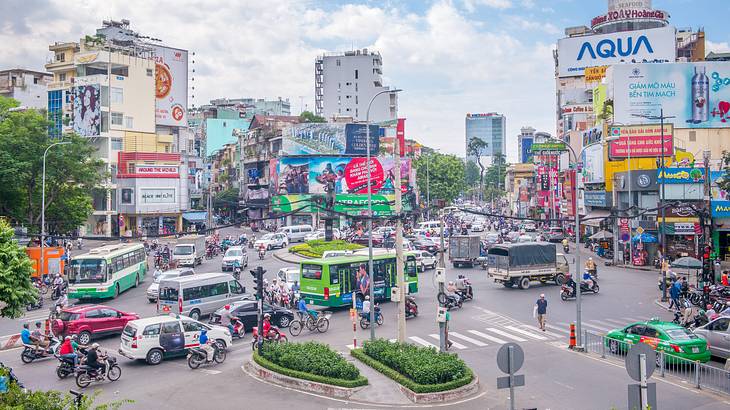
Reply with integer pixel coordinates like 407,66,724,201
273,156,413,196
153,46,188,127
283,123,379,156
582,143,605,183
557,26,675,78
271,193,408,216
612,62,730,128
72,84,101,136
608,123,674,158
520,137,533,164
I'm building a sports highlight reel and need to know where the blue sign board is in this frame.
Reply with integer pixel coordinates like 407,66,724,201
520,137,533,164
657,168,706,184
712,200,730,218
584,191,609,207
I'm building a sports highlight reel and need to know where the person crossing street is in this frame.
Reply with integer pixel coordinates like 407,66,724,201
534,294,548,331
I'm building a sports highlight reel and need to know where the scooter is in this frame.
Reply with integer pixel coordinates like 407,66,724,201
560,279,600,301
231,319,245,340
437,293,463,310
26,294,44,311
359,308,383,329
21,337,61,363
250,326,288,350
258,249,265,260
75,355,121,388
405,297,418,319
187,342,226,369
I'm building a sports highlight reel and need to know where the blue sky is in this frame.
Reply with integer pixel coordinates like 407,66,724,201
2,0,729,160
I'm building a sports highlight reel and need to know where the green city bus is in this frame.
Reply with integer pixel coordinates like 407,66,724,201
68,243,147,299
299,252,419,307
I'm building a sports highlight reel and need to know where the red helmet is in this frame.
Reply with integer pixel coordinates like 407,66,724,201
224,305,230,310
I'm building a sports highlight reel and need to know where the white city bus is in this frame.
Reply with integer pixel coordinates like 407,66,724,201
68,243,147,300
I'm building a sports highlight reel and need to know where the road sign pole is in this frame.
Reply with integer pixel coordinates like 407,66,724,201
640,353,648,409
508,345,515,410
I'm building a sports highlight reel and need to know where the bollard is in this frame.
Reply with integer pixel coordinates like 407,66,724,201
694,360,701,388
600,336,605,358
569,323,576,349
583,329,588,351
659,351,665,377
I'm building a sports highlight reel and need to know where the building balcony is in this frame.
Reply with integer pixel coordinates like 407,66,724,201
45,60,74,72
47,80,74,91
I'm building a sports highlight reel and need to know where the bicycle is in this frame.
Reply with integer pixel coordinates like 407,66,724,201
289,311,331,336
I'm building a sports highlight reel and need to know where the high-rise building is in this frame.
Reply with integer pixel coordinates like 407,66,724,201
0,69,52,110
465,113,505,165
517,126,535,164
315,49,397,123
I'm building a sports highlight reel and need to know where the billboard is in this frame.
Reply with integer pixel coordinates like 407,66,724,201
273,156,413,196
72,84,101,136
271,193,408,216
582,143,605,183
283,123,379,156
520,137,533,163
153,46,188,127
612,62,730,128
557,26,675,77
608,123,674,158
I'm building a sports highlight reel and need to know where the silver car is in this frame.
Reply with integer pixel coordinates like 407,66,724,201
694,316,730,359
221,246,248,271
146,268,194,303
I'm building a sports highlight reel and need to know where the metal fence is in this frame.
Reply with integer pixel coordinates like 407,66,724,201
583,330,730,396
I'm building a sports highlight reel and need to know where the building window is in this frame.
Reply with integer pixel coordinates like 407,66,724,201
346,95,351,99
689,131,696,142
33,77,39,84
111,112,123,126
355,83,358,92
338,82,341,91
59,73,66,81
338,96,341,104
111,138,123,150
146,68,153,77
55,53,65,62
355,96,358,104
110,87,123,104
354,69,358,79
355,108,358,117
124,116,134,129
336,59,341,66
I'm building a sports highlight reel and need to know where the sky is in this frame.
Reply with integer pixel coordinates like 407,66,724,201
2,0,729,161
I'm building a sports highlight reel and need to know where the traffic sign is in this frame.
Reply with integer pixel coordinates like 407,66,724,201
625,342,656,382
636,227,645,235
497,342,524,374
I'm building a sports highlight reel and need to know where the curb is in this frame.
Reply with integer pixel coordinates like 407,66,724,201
272,249,308,265
243,359,364,399
654,298,672,311
0,334,23,351
399,376,480,404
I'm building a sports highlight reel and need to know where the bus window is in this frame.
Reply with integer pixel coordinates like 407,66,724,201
301,264,323,280
69,259,107,284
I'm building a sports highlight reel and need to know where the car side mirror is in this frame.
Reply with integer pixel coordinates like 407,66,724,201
117,311,122,318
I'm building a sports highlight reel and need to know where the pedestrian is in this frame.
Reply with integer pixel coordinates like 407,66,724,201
722,271,729,287
444,310,452,350
669,279,681,310
534,294,548,331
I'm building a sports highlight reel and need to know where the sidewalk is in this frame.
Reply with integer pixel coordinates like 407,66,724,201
344,354,412,405
272,248,308,264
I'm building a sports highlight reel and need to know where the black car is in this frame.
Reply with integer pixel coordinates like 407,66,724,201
412,239,439,254
209,300,294,329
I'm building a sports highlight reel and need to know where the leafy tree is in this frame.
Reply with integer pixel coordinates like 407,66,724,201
213,187,240,213
0,379,131,409
414,153,465,206
0,219,37,318
466,137,488,197
465,160,480,188
0,96,104,235
299,111,326,123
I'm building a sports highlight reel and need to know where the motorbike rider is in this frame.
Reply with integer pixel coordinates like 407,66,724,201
585,257,596,277
198,329,216,361
405,295,417,314
52,273,65,296
56,290,68,311
83,343,107,376
297,298,318,321
362,295,381,322
455,274,471,298
20,323,32,347
446,281,461,303
219,305,236,334
30,322,50,354
58,335,79,367
76,237,83,249
153,266,163,280
562,237,569,250
565,273,577,296
263,313,275,339
582,270,595,290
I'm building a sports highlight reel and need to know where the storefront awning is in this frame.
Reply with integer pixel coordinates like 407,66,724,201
182,211,208,223
583,210,610,227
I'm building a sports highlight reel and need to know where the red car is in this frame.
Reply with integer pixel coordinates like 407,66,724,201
52,305,139,345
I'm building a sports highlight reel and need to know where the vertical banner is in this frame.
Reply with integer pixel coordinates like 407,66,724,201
396,118,406,157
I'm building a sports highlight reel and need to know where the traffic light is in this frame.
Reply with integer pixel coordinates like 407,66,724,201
250,267,266,296
702,245,712,283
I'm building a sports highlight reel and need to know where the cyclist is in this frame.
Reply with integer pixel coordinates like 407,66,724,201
297,298,318,321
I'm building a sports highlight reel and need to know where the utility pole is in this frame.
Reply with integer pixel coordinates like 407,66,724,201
426,155,430,220
394,134,406,343
703,150,713,283
324,180,335,242
438,214,446,352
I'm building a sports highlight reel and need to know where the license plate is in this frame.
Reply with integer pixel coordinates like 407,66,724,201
692,347,699,353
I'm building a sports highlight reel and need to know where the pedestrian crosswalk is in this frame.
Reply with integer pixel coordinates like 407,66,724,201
345,314,650,352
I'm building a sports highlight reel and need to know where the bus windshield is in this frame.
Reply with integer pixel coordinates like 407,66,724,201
69,259,107,284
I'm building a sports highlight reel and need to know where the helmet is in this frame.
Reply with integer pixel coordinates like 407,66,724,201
91,343,100,349
264,313,271,319
589,257,593,261
365,295,370,300
35,321,41,327
224,305,230,310
65,336,71,341
448,281,454,285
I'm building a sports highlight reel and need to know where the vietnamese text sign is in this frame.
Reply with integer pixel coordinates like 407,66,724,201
657,168,705,184
585,66,608,82
283,123,379,156
608,124,674,158
140,188,176,204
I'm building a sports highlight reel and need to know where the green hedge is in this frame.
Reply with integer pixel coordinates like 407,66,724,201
253,350,368,388
351,340,474,394
289,240,363,258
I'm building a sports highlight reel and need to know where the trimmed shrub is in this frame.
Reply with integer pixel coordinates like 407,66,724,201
289,240,363,258
259,341,361,381
362,339,470,385
253,351,368,388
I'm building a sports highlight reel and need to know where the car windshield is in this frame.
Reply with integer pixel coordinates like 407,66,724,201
68,258,107,284
174,245,194,255
664,327,698,340
226,249,243,257
261,234,275,240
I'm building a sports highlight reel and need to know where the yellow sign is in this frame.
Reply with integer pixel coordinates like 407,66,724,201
585,66,608,82
657,217,699,223
75,52,99,64
636,227,644,235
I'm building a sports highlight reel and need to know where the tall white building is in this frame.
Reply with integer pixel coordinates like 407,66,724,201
315,49,397,123
0,69,52,110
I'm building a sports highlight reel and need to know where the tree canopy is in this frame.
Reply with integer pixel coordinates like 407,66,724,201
0,96,104,235
0,219,37,318
299,111,326,123
413,153,466,206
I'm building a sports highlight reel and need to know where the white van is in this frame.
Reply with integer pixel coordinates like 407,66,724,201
418,221,442,231
119,314,232,365
157,273,249,321
277,225,314,243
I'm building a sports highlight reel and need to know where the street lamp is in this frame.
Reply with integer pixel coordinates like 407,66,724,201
40,141,71,282
366,88,402,341
547,135,618,349
426,149,441,220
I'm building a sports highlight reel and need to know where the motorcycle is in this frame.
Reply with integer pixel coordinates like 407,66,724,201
55,355,77,379
359,308,383,329
232,265,242,280
187,342,226,369
26,294,44,311
563,244,570,254
21,337,61,363
437,292,463,310
560,280,600,301
231,319,245,340
405,297,418,319
455,278,474,302
251,326,288,350
75,355,121,388
258,249,265,260
51,282,67,301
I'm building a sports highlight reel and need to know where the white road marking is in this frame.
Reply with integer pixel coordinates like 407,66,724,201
581,322,611,332
199,368,221,375
467,330,507,344
448,331,488,347
602,318,628,326
429,334,466,349
623,317,646,323
505,326,548,340
409,336,438,348
486,327,528,342
519,325,563,339
545,324,570,334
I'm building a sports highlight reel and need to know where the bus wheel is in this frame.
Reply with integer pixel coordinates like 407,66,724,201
134,274,139,288
114,284,120,298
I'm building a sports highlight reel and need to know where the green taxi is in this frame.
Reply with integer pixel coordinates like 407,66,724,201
604,319,711,365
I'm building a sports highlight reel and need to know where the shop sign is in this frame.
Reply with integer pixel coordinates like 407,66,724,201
561,104,593,114
608,124,674,158
584,191,609,207
140,188,176,204
585,66,608,82
712,200,730,218
657,168,705,184
531,142,566,152
591,9,668,29
674,222,698,235
135,165,179,177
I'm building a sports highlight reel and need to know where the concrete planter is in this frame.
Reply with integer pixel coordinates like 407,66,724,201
398,375,480,404
244,359,364,399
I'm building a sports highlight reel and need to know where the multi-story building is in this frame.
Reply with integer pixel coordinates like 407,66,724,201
517,126,536,164
504,163,536,217
465,113,505,166
0,69,52,110
315,49,397,122
45,20,191,237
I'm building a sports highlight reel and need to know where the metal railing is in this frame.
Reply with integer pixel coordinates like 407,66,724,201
582,330,730,395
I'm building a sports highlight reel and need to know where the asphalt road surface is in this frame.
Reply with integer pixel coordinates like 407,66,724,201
2,226,729,409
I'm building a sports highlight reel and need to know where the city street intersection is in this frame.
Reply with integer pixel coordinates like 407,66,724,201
1,227,728,409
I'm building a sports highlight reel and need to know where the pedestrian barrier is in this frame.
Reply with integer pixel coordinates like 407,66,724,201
568,323,576,349
0,334,22,351
582,330,730,396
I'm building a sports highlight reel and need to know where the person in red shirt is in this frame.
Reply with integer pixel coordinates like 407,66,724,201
59,336,78,367
722,271,729,287
263,313,272,339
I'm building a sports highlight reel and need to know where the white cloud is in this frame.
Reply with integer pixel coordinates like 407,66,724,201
706,40,730,54
0,0,557,161
463,0,512,12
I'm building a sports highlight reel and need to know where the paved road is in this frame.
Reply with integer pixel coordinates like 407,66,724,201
2,227,728,409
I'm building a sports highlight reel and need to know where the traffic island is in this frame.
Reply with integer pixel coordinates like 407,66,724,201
244,342,368,399
350,339,479,404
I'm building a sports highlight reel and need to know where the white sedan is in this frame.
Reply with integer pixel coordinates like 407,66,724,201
254,233,289,250
471,223,485,232
304,228,341,241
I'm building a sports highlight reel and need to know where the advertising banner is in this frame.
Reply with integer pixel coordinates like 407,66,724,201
608,124,674,158
582,143,605,183
657,168,706,184
612,62,730,128
153,46,188,127
140,188,176,204
283,123,379,156
585,66,608,83
134,165,179,177
271,194,407,216
557,26,675,77
520,137,534,164
712,200,730,218
274,156,413,196
73,84,101,136
562,170,576,217
397,118,405,157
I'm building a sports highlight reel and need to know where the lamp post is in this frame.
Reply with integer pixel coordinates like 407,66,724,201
40,141,71,282
548,136,617,348
366,88,402,341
